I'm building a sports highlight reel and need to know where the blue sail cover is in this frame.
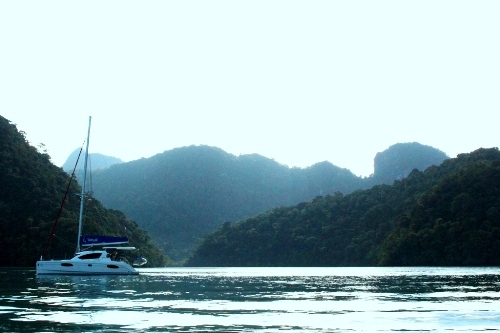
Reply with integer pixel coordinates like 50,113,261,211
80,235,129,247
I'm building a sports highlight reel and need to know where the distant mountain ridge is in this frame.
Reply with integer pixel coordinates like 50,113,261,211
76,142,448,262
62,148,123,171
5,113,496,268
368,142,450,186
185,147,500,267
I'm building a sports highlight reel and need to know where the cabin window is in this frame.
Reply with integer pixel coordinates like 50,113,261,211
61,263,73,267
78,253,103,260
107,265,119,269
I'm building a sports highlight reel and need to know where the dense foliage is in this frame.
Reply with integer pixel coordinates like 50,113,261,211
185,148,500,266
88,147,363,261
0,115,168,267
86,144,446,262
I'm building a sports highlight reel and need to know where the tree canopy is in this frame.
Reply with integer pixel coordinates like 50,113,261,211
87,143,446,262
0,115,168,267
185,148,500,267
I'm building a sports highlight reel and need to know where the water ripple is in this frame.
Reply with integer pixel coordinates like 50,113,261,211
1,267,500,332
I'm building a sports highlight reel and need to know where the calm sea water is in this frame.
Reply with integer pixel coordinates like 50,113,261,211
1,267,500,332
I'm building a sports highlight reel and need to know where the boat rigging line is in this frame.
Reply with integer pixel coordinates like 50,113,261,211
43,140,86,258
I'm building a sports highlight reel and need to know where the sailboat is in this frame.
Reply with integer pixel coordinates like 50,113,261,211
36,116,143,275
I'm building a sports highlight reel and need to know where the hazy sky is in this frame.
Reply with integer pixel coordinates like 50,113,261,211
1,1,499,177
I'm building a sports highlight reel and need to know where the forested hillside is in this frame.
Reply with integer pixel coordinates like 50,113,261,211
0,115,168,267
87,146,362,261
185,148,500,266
85,143,447,262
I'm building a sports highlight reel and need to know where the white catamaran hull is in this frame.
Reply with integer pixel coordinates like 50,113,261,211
36,250,139,275
36,260,138,275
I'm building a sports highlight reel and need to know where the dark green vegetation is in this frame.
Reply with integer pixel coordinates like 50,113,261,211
0,116,168,267
85,143,447,262
185,148,500,266
2,111,451,266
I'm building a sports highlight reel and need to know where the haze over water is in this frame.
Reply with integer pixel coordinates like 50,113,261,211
1,267,500,332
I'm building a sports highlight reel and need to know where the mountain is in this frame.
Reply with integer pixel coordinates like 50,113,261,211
83,143,447,262
62,148,123,171
0,112,466,267
0,115,168,267
368,142,449,185
185,148,500,266
86,146,362,261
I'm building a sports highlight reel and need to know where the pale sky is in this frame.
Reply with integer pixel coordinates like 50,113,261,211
1,1,499,177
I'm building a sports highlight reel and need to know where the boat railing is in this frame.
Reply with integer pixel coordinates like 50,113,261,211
39,253,72,261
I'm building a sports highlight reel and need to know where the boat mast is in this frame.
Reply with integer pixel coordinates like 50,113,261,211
76,116,92,253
